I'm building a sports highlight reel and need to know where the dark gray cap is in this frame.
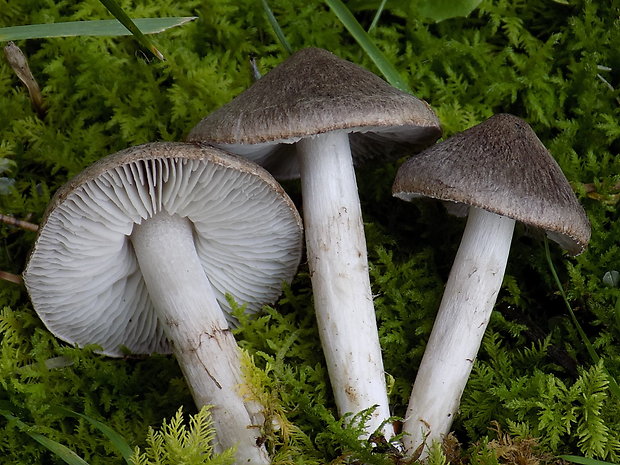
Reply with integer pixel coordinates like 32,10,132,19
392,113,591,255
23,142,304,356
187,47,442,179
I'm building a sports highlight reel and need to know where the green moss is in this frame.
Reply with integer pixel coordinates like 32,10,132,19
1,0,619,462
129,406,236,465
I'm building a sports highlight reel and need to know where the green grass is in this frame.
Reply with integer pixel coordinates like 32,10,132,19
0,17,196,41
1,0,619,463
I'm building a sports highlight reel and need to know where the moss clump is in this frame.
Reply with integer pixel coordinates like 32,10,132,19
129,406,236,465
1,0,619,463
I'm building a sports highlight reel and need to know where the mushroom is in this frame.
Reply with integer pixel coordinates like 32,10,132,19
187,47,442,438
23,142,304,465
392,113,591,457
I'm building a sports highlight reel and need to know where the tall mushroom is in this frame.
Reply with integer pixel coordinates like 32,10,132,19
392,114,591,457
187,47,442,438
23,142,303,465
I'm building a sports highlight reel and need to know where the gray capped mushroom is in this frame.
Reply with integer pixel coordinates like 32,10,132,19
392,113,591,458
188,47,442,438
23,142,304,465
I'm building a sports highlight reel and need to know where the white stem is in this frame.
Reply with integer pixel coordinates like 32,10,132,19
403,207,515,458
297,131,392,439
130,212,269,465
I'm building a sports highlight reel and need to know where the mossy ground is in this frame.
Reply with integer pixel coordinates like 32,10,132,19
1,0,619,463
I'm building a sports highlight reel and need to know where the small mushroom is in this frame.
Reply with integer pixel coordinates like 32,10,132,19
392,114,591,457
23,142,303,465
188,47,442,437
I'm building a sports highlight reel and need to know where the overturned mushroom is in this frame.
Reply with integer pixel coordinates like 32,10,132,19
23,142,303,465
392,114,590,458
188,47,441,438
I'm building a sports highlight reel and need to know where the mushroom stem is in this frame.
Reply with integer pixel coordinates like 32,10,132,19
403,207,515,457
297,131,392,439
130,212,269,465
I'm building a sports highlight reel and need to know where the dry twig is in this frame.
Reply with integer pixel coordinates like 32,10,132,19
0,213,39,232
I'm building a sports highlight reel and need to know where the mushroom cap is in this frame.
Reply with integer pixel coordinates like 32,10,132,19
392,113,591,255
187,47,442,179
23,142,304,356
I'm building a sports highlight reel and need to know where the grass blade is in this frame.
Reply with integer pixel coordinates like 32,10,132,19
418,0,482,23
0,410,90,465
55,407,134,464
98,0,164,60
26,433,91,465
0,17,197,42
324,0,411,93
368,0,388,32
559,455,618,465
544,238,620,400
260,0,293,55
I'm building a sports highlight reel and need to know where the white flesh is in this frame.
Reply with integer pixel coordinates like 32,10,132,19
297,131,392,439
131,211,269,464
403,207,515,458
